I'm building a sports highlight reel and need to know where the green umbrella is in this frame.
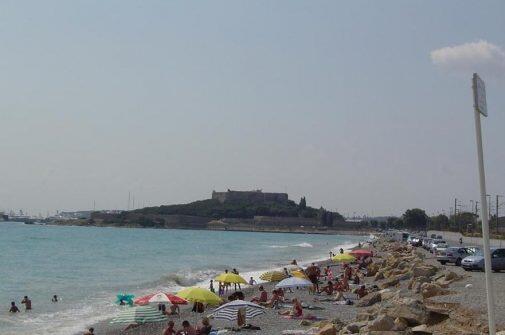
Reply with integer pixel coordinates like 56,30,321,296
110,305,167,324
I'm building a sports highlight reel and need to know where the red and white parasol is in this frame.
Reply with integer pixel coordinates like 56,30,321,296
134,292,188,306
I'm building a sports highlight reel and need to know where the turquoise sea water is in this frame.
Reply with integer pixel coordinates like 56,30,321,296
0,222,363,335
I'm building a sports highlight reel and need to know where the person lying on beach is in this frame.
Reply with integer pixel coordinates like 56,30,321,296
123,323,140,331
356,285,368,299
163,321,176,335
176,320,197,335
278,298,303,317
320,281,334,295
9,301,20,313
197,317,212,335
251,285,268,303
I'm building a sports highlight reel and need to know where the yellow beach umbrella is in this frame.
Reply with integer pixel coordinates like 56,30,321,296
214,273,248,285
332,253,356,263
290,270,308,279
175,287,222,306
259,271,287,282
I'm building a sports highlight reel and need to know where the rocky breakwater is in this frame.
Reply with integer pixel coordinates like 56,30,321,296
306,240,499,335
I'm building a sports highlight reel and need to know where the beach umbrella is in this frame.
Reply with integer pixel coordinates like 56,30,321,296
259,271,287,282
134,292,188,306
209,300,265,321
349,249,373,258
290,270,308,279
176,287,222,306
275,277,313,289
214,273,248,284
332,253,356,263
110,305,167,324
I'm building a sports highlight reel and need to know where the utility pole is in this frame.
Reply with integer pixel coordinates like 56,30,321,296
128,192,131,211
497,195,503,234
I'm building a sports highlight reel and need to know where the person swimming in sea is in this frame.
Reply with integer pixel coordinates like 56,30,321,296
9,302,20,313
52,295,58,302
21,296,32,311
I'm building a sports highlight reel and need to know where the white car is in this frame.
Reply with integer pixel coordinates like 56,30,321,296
429,240,447,253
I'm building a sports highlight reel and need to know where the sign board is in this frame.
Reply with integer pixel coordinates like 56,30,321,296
473,73,487,117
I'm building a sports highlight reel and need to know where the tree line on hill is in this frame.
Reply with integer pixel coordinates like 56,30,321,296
129,196,344,226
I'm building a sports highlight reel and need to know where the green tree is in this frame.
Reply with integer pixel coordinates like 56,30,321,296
429,214,449,231
402,208,428,230
299,197,307,209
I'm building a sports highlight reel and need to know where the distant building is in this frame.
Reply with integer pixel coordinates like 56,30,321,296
212,189,289,204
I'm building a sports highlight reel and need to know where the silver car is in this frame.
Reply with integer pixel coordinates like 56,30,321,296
429,240,447,253
461,248,505,271
436,247,474,266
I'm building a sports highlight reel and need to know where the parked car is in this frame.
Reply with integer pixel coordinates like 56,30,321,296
422,238,433,250
429,239,447,253
436,235,443,239
430,234,436,239
461,248,505,271
436,247,474,266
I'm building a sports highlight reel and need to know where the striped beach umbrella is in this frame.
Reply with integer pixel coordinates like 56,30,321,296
110,305,167,324
259,271,287,282
275,277,313,289
210,300,265,321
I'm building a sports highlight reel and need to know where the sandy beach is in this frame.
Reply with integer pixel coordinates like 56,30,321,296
82,233,505,335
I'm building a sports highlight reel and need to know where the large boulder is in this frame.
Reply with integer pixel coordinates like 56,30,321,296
384,299,428,326
357,292,382,307
367,315,396,331
412,265,438,278
420,283,451,299
318,324,337,335
380,277,399,289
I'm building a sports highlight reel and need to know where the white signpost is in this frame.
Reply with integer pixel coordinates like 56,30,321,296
472,73,495,335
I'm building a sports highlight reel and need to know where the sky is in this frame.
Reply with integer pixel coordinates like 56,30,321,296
0,0,504,217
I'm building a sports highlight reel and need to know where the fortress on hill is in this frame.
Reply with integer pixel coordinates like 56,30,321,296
211,189,289,204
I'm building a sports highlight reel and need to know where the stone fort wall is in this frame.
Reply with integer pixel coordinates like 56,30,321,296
212,190,289,204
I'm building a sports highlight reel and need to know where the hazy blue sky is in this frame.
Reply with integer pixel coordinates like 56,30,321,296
1,1,504,217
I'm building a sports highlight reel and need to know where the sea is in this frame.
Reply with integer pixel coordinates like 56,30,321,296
0,222,364,335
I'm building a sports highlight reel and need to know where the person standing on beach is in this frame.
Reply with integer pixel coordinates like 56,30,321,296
21,296,32,311
232,268,241,290
339,248,344,254
9,301,20,313
52,295,58,302
249,277,257,285
209,279,215,293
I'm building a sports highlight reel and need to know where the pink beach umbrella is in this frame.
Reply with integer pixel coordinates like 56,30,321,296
134,292,188,306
